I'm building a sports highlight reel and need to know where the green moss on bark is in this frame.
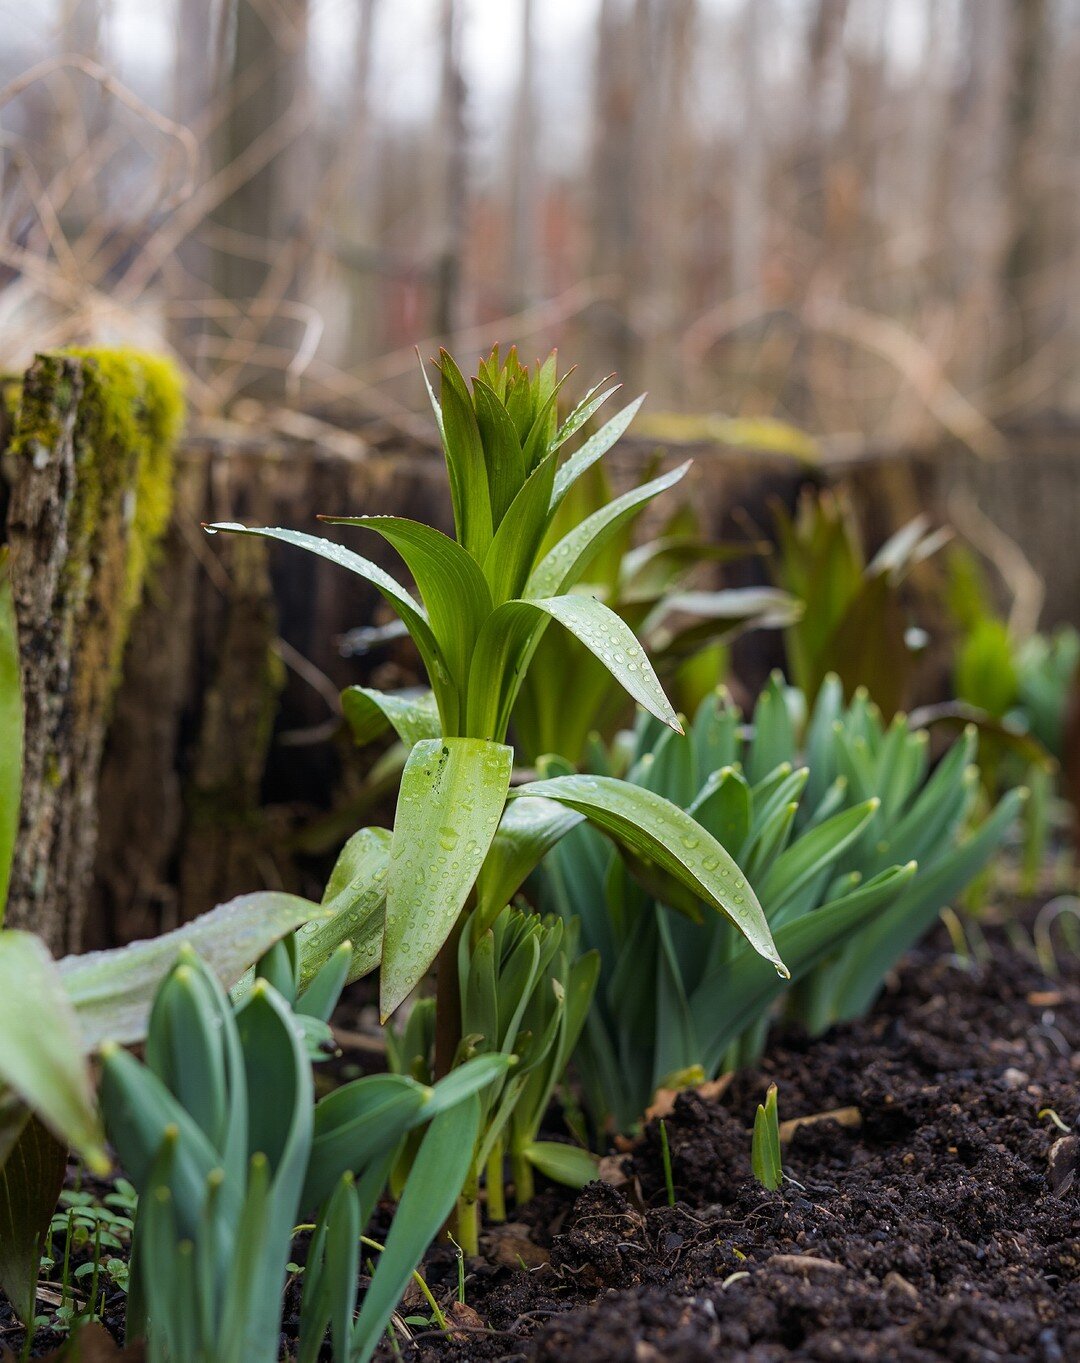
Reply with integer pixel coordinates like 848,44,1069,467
9,347,185,708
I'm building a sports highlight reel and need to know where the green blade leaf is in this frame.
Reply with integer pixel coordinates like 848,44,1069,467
482,452,558,604
298,827,392,988
834,788,1024,1019
550,395,646,511
510,775,787,977
203,523,456,727
468,594,682,742
381,739,513,1019
305,1075,430,1210
549,379,620,454
756,798,881,920
0,932,105,1169
436,351,494,559
0,1116,67,1324
528,461,691,598
318,516,493,695
352,1095,482,1363
473,376,526,525
341,686,440,748
523,1140,598,1189
691,863,915,1071
61,891,322,1048
423,1053,514,1117
476,796,585,925
0,549,21,919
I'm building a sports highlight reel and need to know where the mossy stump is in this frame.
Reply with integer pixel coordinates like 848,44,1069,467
3,350,183,952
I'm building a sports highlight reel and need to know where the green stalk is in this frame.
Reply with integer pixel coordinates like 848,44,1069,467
433,911,466,1081
485,1139,507,1224
455,1170,481,1257
510,1145,534,1208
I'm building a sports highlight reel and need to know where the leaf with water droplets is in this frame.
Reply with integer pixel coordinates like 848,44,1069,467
550,395,646,510
381,739,513,1019
509,775,788,978
202,523,458,730
341,686,441,748
466,594,680,742
528,461,691,598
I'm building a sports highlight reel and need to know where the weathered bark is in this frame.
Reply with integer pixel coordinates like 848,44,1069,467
177,535,283,922
4,358,90,952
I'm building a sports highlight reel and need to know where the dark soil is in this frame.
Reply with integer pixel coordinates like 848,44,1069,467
387,924,1080,1363
6,922,1078,1362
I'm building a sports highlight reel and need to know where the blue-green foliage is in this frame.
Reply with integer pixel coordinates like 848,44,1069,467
539,674,1022,1130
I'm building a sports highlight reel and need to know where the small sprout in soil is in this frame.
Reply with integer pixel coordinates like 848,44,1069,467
1039,1108,1072,1133
659,1119,676,1207
752,1084,783,1192
448,1234,466,1305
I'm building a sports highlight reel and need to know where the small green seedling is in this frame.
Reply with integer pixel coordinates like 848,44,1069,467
659,1119,676,1208
751,1084,783,1192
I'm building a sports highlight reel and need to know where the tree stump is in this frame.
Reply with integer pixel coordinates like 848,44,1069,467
2,351,183,953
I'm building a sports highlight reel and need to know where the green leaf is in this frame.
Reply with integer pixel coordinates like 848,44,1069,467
473,376,526,525
468,593,682,742
437,352,494,559
300,828,390,987
319,516,493,696
341,687,440,748
523,1140,598,1188
756,798,880,920
0,549,21,920
476,797,585,926
381,739,513,1018
834,789,1024,1019
511,775,787,977
691,863,915,1070
61,891,322,1048
751,1085,782,1191
528,461,691,598
305,1075,429,1210
549,379,620,454
0,1116,67,1323
482,453,558,604
955,619,1018,718
423,1053,514,1117
551,395,646,510
0,932,105,1169
203,524,457,729
352,1096,482,1363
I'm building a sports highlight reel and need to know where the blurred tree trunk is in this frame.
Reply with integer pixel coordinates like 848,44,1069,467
731,0,767,298
172,0,222,357
345,0,380,363
212,0,312,392
433,0,467,338
998,0,1050,380
950,0,1012,395
507,0,538,309
590,0,695,390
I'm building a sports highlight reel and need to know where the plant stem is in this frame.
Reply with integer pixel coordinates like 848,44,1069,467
434,911,465,1081
485,1139,507,1224
455,1171,480,1257
510,1146,534,1208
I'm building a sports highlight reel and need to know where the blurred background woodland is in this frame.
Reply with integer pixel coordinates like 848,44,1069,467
2,0,1078,451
